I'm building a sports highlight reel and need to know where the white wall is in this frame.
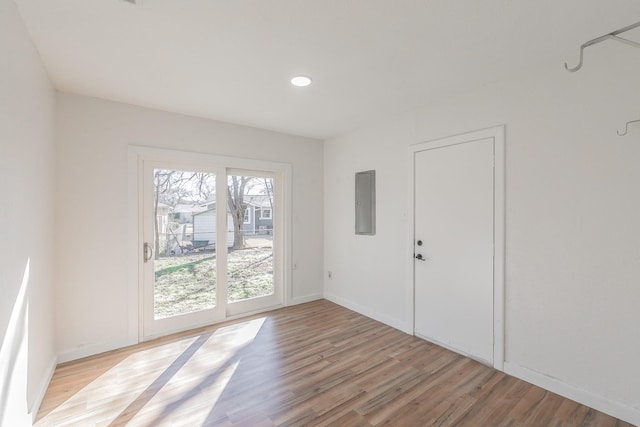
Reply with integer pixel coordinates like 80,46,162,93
324,113,415,332
0,0,56,423
324,44,640,423
55,93,324,361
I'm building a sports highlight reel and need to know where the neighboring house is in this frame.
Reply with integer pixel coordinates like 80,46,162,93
201,195,274,236
172,203,206,224
155,202,171,234
192,209,235,248
243,195,273,235
155,203,202,254
163,195,272,250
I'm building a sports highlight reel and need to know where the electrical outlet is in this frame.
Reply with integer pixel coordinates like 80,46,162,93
328,271,332,279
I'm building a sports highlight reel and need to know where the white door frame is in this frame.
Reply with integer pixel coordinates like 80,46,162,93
127,146,293,343
407,125,505,371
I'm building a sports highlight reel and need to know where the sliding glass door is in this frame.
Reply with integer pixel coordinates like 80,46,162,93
140,159,284,339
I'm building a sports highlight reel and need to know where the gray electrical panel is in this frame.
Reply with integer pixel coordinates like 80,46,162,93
355,170,376,235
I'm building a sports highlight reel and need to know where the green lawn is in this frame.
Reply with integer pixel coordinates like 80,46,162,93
153,247,273,319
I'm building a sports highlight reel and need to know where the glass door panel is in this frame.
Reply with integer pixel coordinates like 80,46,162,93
226,172,280,315
153,168,217,318
143,163,225,339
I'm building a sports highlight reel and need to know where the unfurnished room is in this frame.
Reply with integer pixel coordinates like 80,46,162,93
1,0,639,426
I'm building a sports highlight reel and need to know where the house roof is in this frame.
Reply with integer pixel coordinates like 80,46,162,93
244,195,272,208
200,195,272,208
173,204,207,214
192,208,215,217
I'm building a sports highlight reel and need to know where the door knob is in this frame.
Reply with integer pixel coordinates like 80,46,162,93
415,253,427,261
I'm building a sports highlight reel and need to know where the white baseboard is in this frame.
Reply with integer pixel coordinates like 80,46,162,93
504,362,640,426
57,295,324,363
289,293,323,306
58,296,322,363
324,292,412,334
57,337,136,364
30,355,57,422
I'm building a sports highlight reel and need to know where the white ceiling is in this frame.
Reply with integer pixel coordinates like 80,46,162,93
14,0,640,139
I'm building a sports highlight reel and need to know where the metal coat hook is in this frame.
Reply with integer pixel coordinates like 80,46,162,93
617,119,640,136
565,21,640,72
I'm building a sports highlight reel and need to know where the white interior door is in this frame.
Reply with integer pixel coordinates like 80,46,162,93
413,137,495,364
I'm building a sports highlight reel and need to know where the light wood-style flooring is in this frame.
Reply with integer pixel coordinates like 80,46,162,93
36,300,632,426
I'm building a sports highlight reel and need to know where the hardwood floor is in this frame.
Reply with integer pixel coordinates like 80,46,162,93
36,300,632,426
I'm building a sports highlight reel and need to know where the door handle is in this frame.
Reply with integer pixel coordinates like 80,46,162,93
414,253,427,261
144,242,154,263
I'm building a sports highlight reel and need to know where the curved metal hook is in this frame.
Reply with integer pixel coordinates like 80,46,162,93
564,45,584,72
565,21,640,73
617,119,640,136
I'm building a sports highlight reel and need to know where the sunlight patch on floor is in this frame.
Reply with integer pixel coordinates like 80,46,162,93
36,317,266,426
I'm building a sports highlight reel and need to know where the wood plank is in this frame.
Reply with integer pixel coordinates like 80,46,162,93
35,300,631,426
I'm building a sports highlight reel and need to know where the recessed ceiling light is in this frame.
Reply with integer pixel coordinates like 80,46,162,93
291,76,312,87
